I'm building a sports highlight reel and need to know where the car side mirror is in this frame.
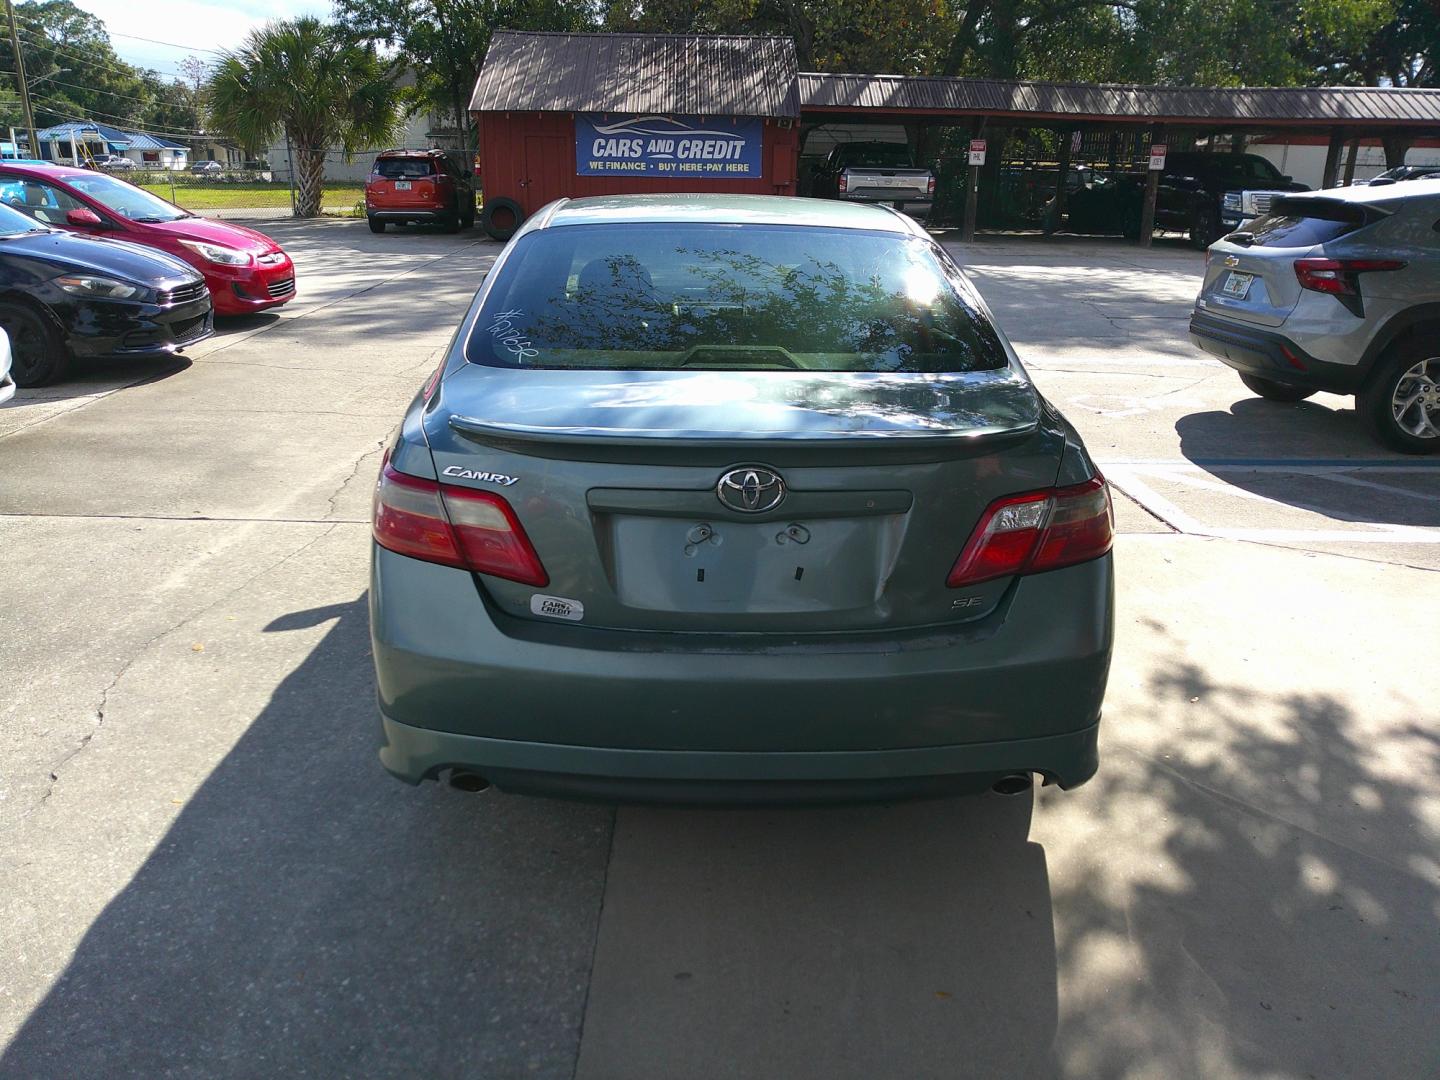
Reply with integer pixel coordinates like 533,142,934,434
66,207,104,227
1281,175,1293,183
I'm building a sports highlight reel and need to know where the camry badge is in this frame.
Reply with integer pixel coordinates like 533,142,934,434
442,465,519,486
717,466,786,513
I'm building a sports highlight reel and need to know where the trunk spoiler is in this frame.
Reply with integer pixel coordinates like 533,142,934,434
446,415,1039,467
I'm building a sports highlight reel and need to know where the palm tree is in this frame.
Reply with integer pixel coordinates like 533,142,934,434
207,18,406,217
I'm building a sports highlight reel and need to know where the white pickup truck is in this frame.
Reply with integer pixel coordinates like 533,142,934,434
1220,189,1290,232
814,142,935,218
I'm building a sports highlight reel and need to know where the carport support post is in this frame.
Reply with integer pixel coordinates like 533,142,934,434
1321,128,1344,189
962,120,982,243
1137,125,1164,248
1048,127,1073,236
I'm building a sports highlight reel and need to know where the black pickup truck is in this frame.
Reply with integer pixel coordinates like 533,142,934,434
1156,152,1309,247
1065,152,1309,247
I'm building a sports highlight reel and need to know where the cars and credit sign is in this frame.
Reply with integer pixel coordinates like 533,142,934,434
575,115,763,178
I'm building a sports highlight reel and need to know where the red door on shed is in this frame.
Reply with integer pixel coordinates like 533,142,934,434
522,134,570,214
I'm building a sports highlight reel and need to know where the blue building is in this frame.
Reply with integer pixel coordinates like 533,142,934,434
34,122,189,170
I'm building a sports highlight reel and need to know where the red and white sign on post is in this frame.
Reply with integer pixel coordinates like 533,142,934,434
1148,143,1168,171
968,139,987,166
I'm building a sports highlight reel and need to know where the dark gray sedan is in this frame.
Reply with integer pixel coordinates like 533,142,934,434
370,195,1114,803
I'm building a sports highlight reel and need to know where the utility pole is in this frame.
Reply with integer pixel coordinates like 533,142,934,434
4,0,36,157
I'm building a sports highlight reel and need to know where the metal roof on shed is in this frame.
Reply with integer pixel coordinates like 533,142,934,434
471,31,800,118
799,73,1440,126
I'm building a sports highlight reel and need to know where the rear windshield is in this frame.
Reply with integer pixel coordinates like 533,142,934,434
375,158,435,179
843,144,914,168
1241,199,1370,247
464,223,1007,373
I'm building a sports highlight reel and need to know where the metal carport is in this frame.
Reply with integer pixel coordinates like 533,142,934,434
798,73,1440,244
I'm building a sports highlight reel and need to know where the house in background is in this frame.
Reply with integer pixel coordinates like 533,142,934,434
186,137,245,168
34,121,189,170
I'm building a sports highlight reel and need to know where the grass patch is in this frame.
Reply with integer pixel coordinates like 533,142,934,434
136,180,364,211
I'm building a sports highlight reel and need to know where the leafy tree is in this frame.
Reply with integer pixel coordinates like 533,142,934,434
0,0,152,132
137,74,199,137
335,0,595,155
207,17,407,217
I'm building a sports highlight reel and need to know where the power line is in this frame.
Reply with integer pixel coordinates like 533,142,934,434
9,22,213,84
106,31,225,57
0,65,197,106
26,93,209,138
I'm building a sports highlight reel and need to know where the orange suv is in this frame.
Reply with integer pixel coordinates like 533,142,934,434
365,149,475,234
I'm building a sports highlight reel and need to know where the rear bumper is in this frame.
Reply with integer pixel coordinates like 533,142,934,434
839,193,932,217
370,545,1113,798
367,208,449,221
378,714,1100,802
1189,310,1364,393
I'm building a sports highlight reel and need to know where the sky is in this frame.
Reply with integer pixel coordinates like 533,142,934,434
69,0,330,79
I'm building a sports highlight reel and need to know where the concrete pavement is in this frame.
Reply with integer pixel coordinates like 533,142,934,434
1,222,1435,1079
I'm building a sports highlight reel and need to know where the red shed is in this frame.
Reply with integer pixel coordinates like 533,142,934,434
470,32,800,239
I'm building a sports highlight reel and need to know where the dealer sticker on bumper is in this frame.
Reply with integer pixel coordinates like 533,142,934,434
531,594,584,621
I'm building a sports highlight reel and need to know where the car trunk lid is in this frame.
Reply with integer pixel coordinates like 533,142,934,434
424,367,1062,634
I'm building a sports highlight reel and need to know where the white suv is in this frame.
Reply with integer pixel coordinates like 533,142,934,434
1190,179,1440,453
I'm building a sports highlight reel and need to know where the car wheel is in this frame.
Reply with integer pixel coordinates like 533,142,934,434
1239,373,1316,403
0,301,67,387
1189,205,1219,250
441,204,462,234
368,216,385,234
1358,344,1440,454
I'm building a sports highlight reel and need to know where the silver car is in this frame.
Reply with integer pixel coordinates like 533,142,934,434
1189,179,1440,453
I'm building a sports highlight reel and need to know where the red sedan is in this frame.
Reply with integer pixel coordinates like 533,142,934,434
0,163,295,316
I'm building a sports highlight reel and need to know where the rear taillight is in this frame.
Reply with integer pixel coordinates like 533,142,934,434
1293,258,1405,296
946,477,1113,588
927,175,936,196
838,174,848,194
373,459,548,586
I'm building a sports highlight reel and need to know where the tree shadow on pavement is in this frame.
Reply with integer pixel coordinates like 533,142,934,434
1048,620,1440,1077
0,597,613,1080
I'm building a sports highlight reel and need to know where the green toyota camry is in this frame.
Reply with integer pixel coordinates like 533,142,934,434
370,194,1113,803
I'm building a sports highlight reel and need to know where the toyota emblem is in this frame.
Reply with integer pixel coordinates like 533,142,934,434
716,466,786,513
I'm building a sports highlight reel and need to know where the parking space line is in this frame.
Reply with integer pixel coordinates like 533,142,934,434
1102,461,1440,546
1106,457,1440,470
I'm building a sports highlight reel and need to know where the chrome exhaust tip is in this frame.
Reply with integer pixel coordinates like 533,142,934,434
991,772,1033,796
447,770,491,793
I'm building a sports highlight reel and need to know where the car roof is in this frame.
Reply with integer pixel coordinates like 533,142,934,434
533,194,922,235
1289,177,1440,207
0,162,92,181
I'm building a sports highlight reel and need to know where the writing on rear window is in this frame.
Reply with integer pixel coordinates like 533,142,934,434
487,309,538,361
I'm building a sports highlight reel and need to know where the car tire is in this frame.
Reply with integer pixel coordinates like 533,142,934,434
480,197,524,242
1239,373,1317,403
441,202,462,234
368,216,385,234
1189,205,1219,250
0,301,68,387
1357,342,1440,454
461,198,476,229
